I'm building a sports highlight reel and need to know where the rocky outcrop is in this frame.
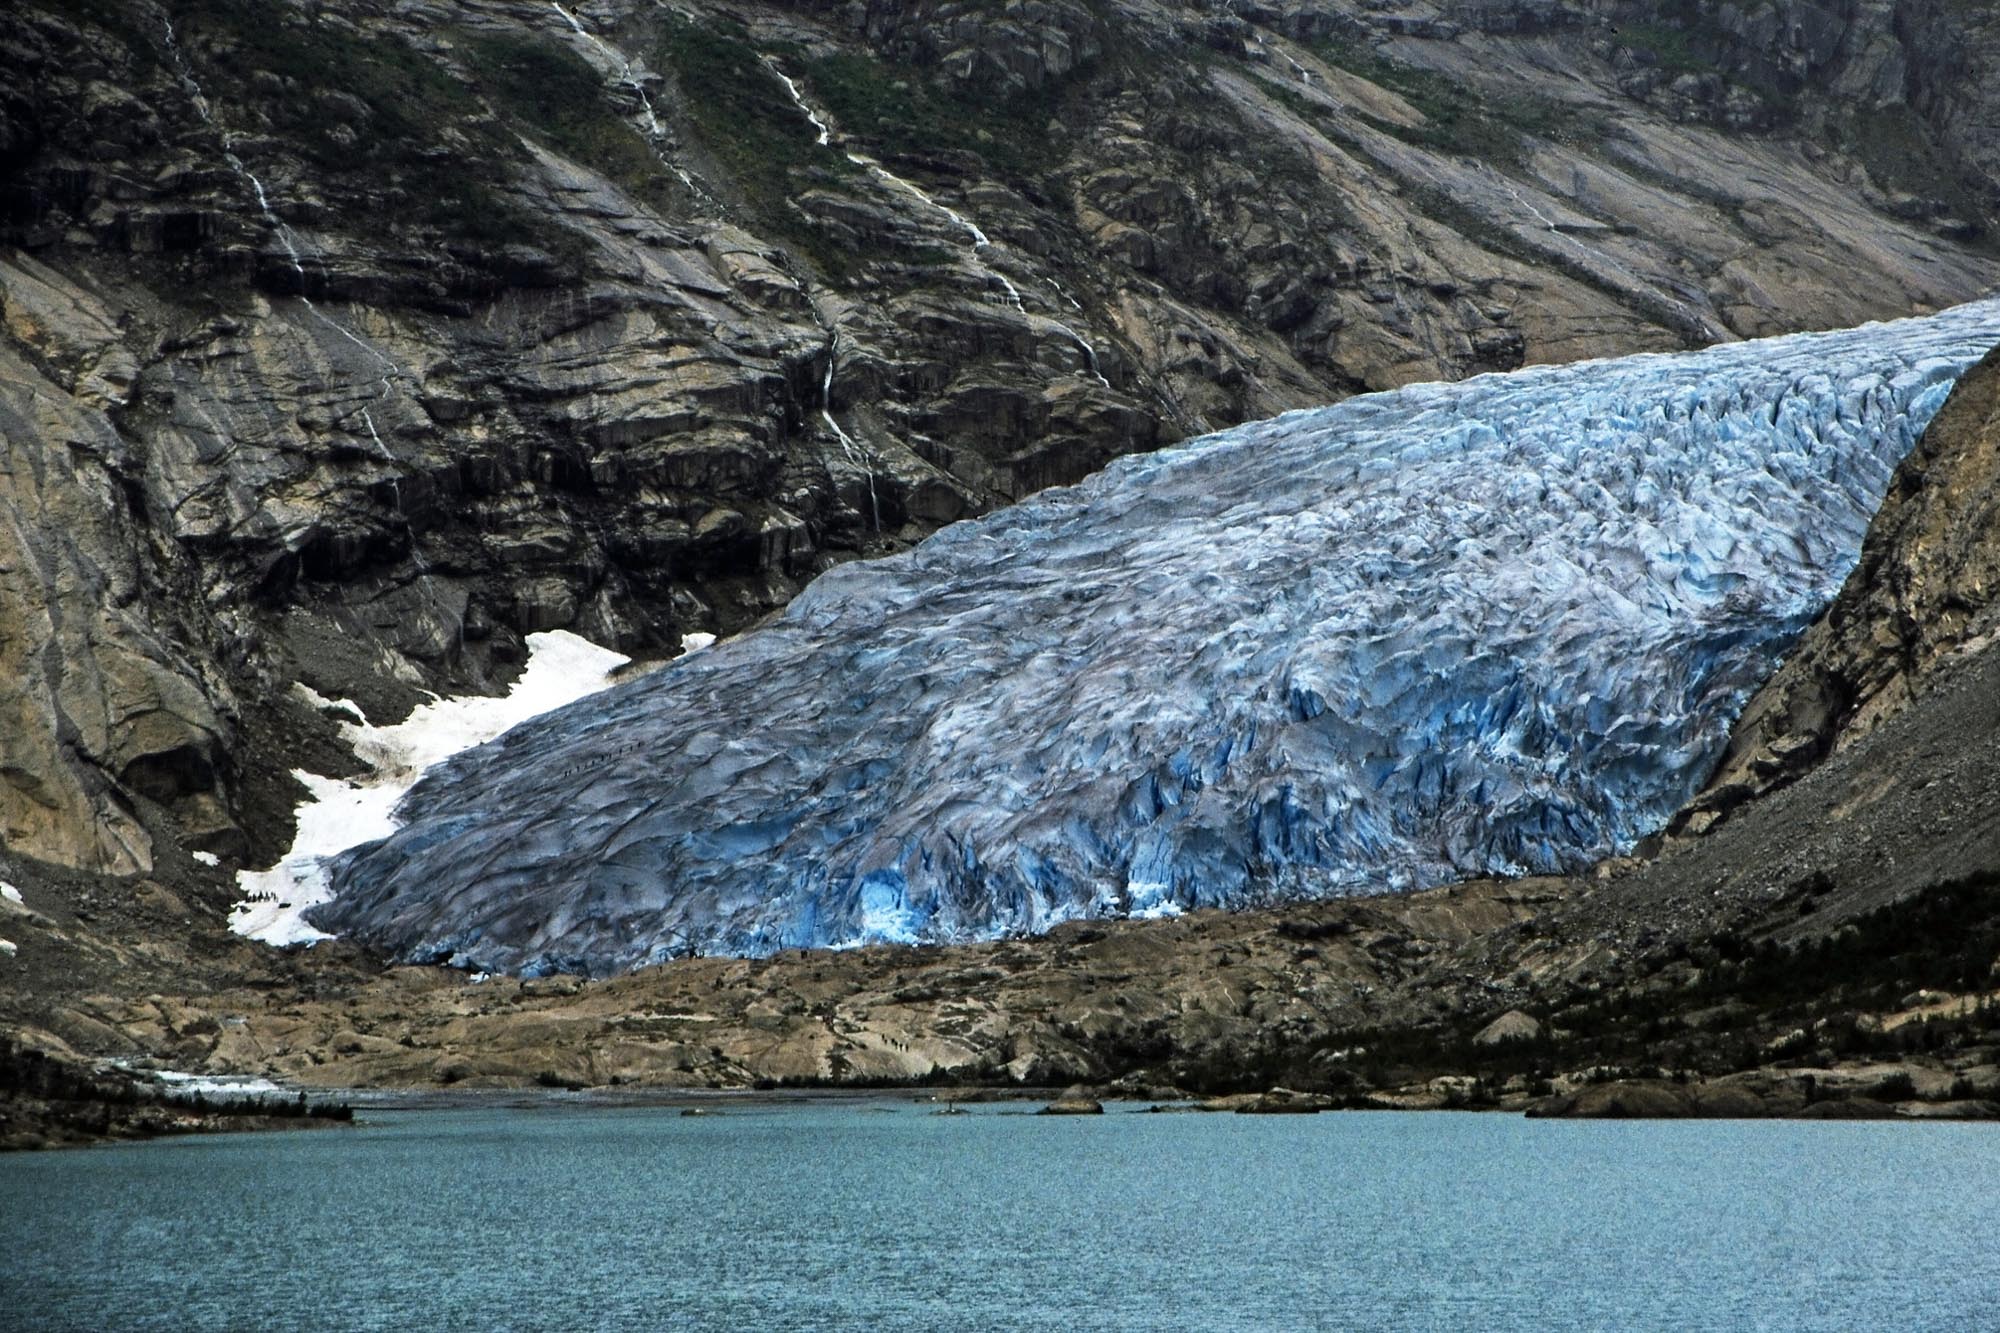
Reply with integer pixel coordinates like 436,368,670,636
0,258,228,872
1037,1091,1106,1114
1687,345,2000,826
1220,1087,1333,1113
0,1035,350,1151
4,875,1541,1093
1527,1070,2000,1120
1898,0,2000,225
1,0,1995,878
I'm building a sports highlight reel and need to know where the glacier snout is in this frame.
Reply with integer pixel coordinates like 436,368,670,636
315,302,2000,975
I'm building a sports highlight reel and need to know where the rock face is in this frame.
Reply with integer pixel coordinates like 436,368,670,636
0,267,200,874
318,305,2000,974
1,0,1997,880
1690,343,2000,822
0,1037,348,1151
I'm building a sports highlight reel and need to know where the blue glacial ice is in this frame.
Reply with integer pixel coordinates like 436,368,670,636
315,301,2000,975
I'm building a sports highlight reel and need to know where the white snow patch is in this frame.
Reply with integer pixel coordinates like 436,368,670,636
0,939,14,958
191,851,221,868
230,630,630,946
151,1070,287,1097
0,882,21,906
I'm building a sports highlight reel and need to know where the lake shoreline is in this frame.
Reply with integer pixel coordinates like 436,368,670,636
320,1073,2000,1124
15,1059,1997,1155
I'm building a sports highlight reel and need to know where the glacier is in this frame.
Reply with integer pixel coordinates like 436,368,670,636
315,301,2000,976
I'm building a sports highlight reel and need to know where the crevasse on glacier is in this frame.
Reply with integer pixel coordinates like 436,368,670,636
316,301,2000,976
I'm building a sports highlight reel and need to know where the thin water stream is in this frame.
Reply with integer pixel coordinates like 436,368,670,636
551,2,707,198
763,58,1111,387
161,17,458,638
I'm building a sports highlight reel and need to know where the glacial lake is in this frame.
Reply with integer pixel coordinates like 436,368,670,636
2,1102,1996,1330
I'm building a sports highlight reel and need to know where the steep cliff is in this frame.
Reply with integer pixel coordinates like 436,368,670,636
1688,341,2000,823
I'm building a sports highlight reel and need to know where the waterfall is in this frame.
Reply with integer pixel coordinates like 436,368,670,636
164,19,312,297
161,17,456,641
1218,0,1311,85
1500,178,1563,233
358,407,453,628
820,334,881,534
1034,277,1108,383
551,2,707,199
1044,317,1111,388
763,59,1114,385
163,18,404,378
850,151,1027,314
765,63,832,146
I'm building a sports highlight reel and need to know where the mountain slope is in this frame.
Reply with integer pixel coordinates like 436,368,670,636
1686,341,2000,824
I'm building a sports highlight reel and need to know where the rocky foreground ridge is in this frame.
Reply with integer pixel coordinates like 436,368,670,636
2,0,1999,888
4,344,1998,1127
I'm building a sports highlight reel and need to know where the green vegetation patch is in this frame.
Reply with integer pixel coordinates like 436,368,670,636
652,22,846,202
54,0,168,63
800,51,1057,181
183,4,492,163
1830,104,1993,247
1176,870,2000,1100
1615,20,1716,76
1253,79,1382,199
648,19,861,275
1311,40,1600,166
460,31,677,216
1690,873,2000,1013
1544,870,2000,1073
1604,5,1800,120
168,0,558,253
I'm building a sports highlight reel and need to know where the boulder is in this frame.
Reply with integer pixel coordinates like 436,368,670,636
1472,1010,1543,1046
1037,1097,1104,1115
1526,1080,1693,1118
1232,1087,1332,1114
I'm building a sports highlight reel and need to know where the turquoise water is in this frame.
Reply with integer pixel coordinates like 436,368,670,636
2,1104,1996,1330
